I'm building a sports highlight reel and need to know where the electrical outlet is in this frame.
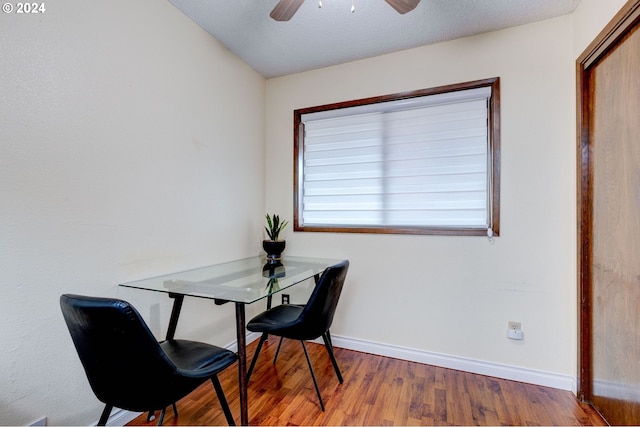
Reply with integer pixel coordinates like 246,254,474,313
282,294,290,304
507,321,524,340
508,321,521,331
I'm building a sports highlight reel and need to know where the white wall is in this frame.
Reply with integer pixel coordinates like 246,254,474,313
573,0,629,56
0,1,265,425
265,0,629,390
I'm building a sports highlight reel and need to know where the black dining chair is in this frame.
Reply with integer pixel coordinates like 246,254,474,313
246,260,349,411
60,294,237,426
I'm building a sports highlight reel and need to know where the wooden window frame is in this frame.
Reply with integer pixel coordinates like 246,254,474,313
293,77,501,236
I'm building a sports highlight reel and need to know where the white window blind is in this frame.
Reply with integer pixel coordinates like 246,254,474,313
298,86,492,229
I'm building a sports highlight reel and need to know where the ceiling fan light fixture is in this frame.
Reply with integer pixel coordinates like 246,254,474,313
384,0,420,14
269,0,305,21
270,0,420,21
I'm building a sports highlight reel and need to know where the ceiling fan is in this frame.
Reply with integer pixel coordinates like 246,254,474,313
270,0,421,21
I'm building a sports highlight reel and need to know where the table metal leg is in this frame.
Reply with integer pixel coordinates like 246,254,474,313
235,302,248,425
166,294,184,340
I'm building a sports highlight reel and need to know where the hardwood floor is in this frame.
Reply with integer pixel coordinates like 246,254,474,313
127,338,606,426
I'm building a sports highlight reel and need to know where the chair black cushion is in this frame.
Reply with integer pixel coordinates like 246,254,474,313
245,304,303,334
161,339,238,377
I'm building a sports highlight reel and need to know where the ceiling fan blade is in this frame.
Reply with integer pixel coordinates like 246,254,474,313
270,0,305,21
384,0,420,14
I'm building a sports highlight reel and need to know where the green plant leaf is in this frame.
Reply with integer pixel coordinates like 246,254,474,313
265,213,288,241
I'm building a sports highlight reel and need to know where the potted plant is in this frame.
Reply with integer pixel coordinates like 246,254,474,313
263,213,289,262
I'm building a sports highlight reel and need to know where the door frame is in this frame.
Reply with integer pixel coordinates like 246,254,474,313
576,0,640,402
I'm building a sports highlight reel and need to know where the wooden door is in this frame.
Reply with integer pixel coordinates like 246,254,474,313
578,1,640,425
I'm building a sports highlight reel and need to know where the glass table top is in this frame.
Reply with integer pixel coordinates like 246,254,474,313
118,255,343,304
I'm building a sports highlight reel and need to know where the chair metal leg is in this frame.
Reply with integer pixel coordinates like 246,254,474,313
273,336,285,365
157,408,166,426
300,340,325,412
98,404,112,426
247,332,268,382
172,403,178,417
211,375,236,426
322,331,343,383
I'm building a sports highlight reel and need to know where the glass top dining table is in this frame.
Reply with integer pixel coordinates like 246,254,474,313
119,255,344,425
119,255,341,304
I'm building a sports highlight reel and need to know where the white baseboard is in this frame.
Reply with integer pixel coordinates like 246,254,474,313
104,332,576,425
248,331,575,392
328,334,577,393
227,332,576,393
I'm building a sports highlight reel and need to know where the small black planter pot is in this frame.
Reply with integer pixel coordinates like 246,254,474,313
263,240,286,263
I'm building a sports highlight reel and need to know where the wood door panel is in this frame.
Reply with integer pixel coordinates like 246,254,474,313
590,20,640,426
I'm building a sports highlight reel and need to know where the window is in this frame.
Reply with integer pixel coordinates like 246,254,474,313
294,78,500,236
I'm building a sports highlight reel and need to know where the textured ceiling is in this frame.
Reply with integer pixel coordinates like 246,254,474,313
169,0,581,79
